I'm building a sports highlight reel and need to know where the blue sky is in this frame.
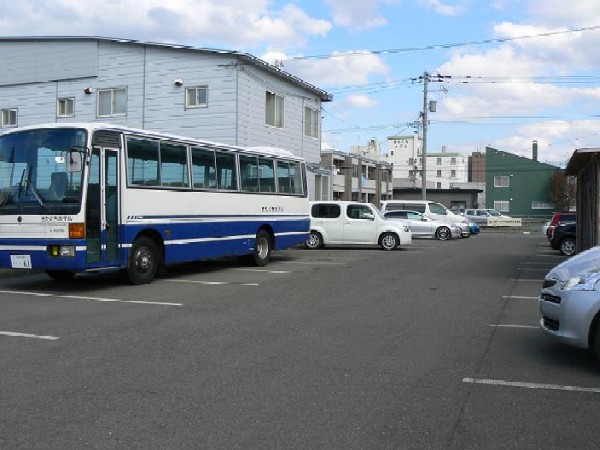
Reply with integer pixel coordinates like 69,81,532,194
3,0,600,166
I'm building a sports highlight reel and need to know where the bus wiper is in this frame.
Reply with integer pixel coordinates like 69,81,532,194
25,178,48,209
18,168,48,209
27,179,48,209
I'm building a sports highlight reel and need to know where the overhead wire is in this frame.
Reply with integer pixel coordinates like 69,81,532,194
283,24,600,62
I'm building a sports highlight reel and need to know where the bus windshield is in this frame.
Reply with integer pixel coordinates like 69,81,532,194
0,128,87,215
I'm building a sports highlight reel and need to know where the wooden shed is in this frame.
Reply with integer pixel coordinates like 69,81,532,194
565,148,600,252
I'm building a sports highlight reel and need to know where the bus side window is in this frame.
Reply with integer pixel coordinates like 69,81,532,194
277,161,292,194
215,151,237,190
127,138,159,187
258,157,275,193
191,146,216,189
240,155,259,192
289,162,303,195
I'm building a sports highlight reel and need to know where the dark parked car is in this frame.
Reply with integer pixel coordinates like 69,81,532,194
550,222,576,256
546,211,576,240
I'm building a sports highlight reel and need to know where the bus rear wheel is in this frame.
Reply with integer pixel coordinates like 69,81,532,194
245,229,272,267
127,236,159,285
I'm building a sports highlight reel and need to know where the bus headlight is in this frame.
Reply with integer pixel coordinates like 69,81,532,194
47,245,76,257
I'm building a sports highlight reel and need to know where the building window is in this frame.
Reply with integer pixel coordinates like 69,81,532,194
98,88,127,117
1,108,17,127
451,157,456,165
436,170,442,177
494,200,510,212
532,201,553,209
494,175,510,187
304,106,319,138
436,157,442,165
57,98,74,117
451,170,456,177
185,86,208,108
265,91,284,128
436,182,442,188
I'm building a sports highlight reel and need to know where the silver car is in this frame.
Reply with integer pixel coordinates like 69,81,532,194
539,245,600,360
384,210,462,240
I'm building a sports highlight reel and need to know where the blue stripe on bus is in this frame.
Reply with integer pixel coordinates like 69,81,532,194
0,217,309,272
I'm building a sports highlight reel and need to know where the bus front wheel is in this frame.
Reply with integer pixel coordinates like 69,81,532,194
245,229,272,267
127,236,159,285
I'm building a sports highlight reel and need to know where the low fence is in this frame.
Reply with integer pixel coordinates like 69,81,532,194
479,215,551,234
487,217,523,227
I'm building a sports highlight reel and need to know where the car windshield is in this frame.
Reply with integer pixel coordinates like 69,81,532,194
429,203,448,215
0,128,87,215
487,209,502,216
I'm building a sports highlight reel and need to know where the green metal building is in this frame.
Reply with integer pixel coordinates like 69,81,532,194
485,146,558,218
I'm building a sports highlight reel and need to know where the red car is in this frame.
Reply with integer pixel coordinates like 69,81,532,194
546,211,576,240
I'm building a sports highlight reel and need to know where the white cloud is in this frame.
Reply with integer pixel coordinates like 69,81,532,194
420,0,467,16
323,0,401,30
491,119,600,164
434,19,600,131
279,51,390,88
0,0,331,50
525,0,600,26
344,94,380,108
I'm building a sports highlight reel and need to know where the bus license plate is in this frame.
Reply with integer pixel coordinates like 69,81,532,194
10,255,32,269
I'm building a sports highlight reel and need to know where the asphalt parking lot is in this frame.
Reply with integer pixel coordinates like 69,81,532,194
2,232,600,449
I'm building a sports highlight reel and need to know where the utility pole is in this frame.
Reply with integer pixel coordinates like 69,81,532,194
421,72,429,200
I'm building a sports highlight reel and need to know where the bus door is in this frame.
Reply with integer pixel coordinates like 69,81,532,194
86,147,119,266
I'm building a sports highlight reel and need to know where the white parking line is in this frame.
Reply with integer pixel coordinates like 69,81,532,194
0,290,181,306
234,268,292,274
282,261,345,266
61,295,182,306
489,324,538,329
510,279,543,282
502,295,538,299
463,377,600,394
0,331,59,340
164,279,259,286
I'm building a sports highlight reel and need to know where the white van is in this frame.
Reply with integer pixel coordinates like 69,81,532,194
380,200,470,237
305,201,412,250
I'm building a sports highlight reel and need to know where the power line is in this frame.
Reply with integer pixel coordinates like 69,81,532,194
284,24,600,62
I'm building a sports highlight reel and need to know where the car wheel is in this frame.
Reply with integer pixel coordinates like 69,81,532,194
559,237,576,256
379,232,398,251
127,236,159,285
305,231,323,249
591,320,600,362
435,226,451,241
245,229,272,266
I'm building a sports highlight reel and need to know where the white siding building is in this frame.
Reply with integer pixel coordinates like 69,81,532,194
386,135,468,189
0,36,332,198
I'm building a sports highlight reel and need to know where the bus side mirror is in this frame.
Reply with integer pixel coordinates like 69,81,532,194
66,151,82,173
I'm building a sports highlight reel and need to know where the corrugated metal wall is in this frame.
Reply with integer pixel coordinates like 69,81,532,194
576,160,600,252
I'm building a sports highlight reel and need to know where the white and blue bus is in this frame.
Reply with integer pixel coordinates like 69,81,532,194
0,123,310,284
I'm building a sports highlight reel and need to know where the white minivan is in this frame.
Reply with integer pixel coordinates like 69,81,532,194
380,200,470,237
305,201,412,250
